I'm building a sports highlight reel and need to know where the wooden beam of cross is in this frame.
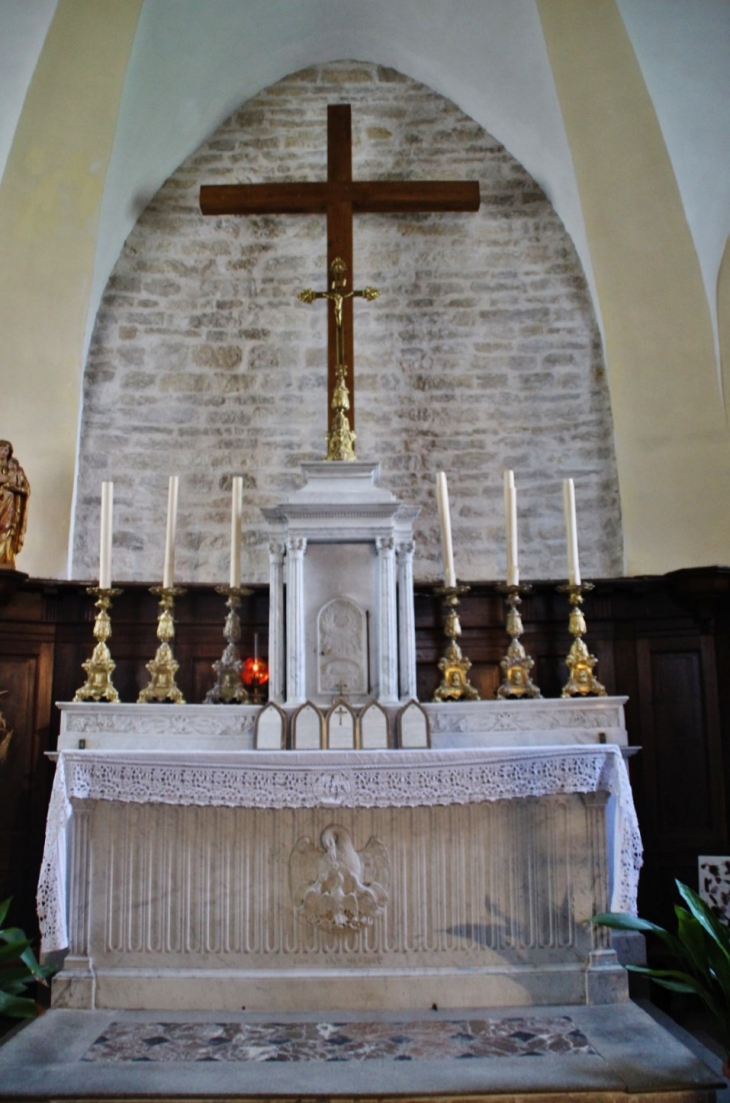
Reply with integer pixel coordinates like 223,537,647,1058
200,104,480,439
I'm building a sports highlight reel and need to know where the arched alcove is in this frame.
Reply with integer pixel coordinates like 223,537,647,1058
73,60,621,586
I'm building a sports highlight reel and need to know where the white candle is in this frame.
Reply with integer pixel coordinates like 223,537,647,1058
163,476,179,589
436,471,457,589
229,476,243,588
503,470,519,587
99,481,113,590
563,478,581,586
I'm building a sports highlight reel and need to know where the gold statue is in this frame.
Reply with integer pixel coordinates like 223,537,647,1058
299,258,379,462
0,442,29,569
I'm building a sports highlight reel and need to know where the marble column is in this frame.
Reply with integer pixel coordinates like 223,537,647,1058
285,536,307,705
376,536,399,704
267,541,286,704
397,539,417,700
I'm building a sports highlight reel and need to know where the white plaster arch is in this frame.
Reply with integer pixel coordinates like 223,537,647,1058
618,0,730,373
0,0,57,189
88,0,595,361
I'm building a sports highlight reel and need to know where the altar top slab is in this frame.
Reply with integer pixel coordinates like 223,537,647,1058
55,696,629,752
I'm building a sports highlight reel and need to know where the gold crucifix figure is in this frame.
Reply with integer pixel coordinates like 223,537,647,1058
299,257,379,461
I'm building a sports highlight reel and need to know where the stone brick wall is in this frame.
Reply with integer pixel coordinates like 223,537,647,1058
73,61,622,586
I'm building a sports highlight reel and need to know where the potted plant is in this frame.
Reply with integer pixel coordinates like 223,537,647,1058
594,880,730,1075
0,898,55,1020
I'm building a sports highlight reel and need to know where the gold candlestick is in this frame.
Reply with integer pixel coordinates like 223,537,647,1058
558,582,606,697
138,586,186,704
74,587,123,703
433,584,480,702
205,585,252,704
496,584,542,699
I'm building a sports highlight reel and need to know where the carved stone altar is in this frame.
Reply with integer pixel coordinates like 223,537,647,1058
47,446,638,1014
42,734,640,1013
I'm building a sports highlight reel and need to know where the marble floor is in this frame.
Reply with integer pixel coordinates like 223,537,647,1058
81,1014,597,1063
0,1001,723,1101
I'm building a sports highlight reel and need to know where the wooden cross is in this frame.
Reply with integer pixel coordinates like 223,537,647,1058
200,104,480,436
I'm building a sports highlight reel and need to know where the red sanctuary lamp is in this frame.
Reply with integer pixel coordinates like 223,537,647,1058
242,635,268,704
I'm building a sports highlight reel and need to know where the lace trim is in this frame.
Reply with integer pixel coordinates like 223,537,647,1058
38,746,641,953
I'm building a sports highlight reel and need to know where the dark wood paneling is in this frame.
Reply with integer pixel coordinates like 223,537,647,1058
0,624,54,934
638,641,721,839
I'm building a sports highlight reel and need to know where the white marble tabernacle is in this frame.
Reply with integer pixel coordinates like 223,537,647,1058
262,462,419,706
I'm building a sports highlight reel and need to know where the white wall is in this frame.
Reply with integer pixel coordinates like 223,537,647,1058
618,0,730,371
89,0,593,361
0,0,57,188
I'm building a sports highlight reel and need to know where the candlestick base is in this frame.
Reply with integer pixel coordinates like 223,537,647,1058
432,584,480,702
138,586,187,704
74,587,123,703
496,584,542,699
205,585,252,704
558,582,607,698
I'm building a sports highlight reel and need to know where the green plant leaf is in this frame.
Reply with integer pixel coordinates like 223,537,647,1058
674,887,730,1010
0,989,39,1018
592,911,665,933
626,964,700,982
592,910,682,956
676,907,711,975
0,899,57,1013
0,939,31,965
625,964,714,996
0,898,11,927
0,928,50,980
0,965,36,986
1,980,32,995
0,926,28,940
678,882,730,958
599,883,730,1059
645,977,700,994
17,946,47,980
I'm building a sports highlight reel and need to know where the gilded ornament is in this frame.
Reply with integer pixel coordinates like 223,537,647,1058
138,586,187,704
298,257,379,463
74,587,123,703
559,583,607,698
433,584,480,702
0,441,29,570
496,584,542,700
205,585,252,704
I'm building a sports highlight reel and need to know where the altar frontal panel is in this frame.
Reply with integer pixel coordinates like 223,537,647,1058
57,793,626,1011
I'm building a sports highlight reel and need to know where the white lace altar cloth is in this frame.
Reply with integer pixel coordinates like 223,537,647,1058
38,745,642,954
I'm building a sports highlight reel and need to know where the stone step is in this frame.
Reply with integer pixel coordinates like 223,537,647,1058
0,1002,722,1102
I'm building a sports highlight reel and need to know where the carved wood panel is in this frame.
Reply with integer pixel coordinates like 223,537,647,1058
0,637,54,933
